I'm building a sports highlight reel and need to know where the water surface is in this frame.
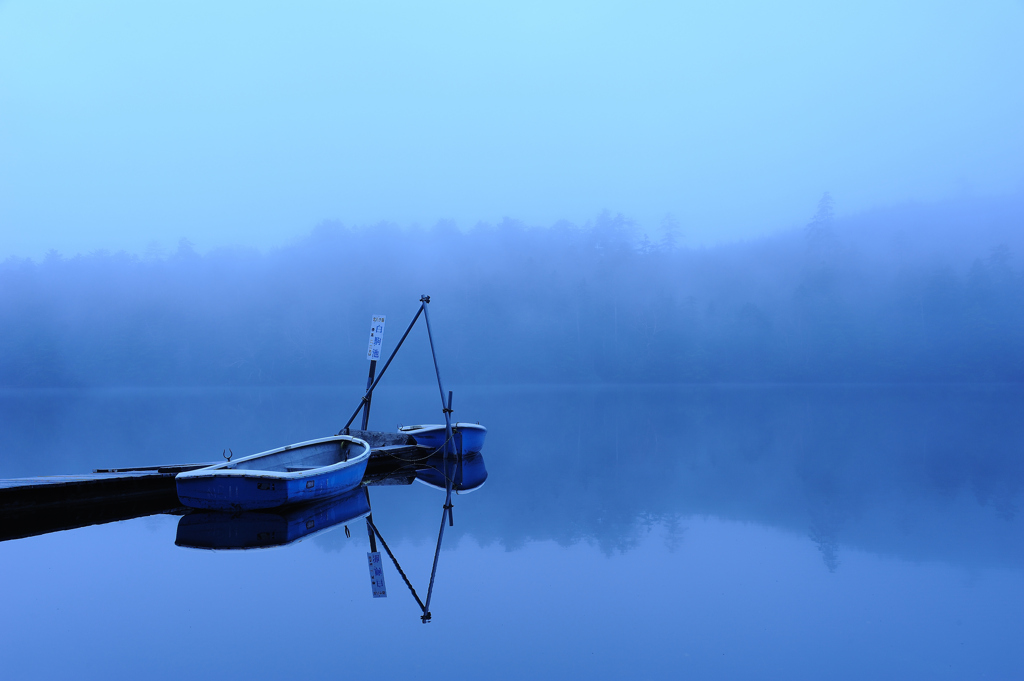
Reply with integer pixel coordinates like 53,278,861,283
1,384,1021,679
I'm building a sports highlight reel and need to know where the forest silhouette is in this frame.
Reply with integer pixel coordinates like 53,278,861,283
2,195,1022,387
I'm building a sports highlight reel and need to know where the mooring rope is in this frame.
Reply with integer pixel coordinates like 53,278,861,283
374,430,463,487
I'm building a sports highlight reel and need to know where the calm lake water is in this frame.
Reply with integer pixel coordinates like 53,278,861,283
2,384,1022,680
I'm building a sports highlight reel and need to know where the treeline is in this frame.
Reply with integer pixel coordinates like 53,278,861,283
2,198,1022,387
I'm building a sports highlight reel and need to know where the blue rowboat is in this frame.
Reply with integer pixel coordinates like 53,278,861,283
175,487,371,550
415,452,488,493
175,435,370,511
398,423,486,453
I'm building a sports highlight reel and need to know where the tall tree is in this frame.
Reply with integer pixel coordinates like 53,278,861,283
806,192,836,257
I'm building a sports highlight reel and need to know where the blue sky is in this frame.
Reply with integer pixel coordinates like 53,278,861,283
1,0,1022,258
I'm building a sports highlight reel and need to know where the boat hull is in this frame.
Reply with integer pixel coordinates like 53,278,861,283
398,423,487,453
175,435,370,511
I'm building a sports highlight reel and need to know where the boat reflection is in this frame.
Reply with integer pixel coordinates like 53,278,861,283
414,451,488,493
174,451,489,551
362,451,489,623
175,486,371,550
1,446,490,623
173,451,489,623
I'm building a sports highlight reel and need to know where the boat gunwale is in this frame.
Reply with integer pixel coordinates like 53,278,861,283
415,478,487,494
175,435,371,481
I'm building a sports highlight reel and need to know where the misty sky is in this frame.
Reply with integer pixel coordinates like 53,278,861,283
1,0,1022,259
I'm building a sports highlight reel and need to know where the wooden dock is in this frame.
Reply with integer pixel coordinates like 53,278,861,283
0,471,184,542
0,430,435,543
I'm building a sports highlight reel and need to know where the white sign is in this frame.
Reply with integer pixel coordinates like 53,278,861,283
366,315,386,361
367,551,387,598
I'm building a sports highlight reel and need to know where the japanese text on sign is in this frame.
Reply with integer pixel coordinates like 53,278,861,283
367,552,387,598
366,315,386,361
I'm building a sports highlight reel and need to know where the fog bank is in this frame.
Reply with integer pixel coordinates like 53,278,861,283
2,196,1022,387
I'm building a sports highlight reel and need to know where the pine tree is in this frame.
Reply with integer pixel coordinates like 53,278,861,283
659,213,681,252
806,192,835,256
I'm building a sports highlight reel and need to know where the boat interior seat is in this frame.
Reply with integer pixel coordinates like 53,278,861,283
285,466,319,472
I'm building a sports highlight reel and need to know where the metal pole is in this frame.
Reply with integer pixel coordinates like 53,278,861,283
421,296,458,532
366,515,426,612
421,298,448,413
342,302,425,433
422,502,450,617
421,299,455,456
360,359,377,430
364,488,377,553
421,301,458,532
418,296,455,618
444,392,454,527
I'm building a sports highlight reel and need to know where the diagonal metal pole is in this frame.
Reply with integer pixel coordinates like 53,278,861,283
420,299,447,413
421,297,457,526
420,297,455,454
342,302,425,433
421,501,450,617
365,515,426,612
